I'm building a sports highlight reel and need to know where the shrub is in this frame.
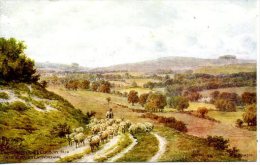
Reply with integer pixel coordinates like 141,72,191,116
0,92,9,99
235,119,243,128
50,123,72,138
9,101,28,111
206,136,229,150
227,147,242,158
243,104,256,126
197,107,208,118
141,113,187,132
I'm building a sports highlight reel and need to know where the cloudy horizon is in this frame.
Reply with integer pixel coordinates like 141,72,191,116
0,0,258,68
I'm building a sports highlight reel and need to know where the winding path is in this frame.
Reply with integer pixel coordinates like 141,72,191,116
107,134,138,162
149,132,167,162
78,135,120,162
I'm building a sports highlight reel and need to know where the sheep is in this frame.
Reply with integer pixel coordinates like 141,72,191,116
119,121,128,133
144,122,154,132
99,131,109,143
88,135,100,152
106,118,115,126
66,132,77,146
91,125,101,134
99,123,108,131
128,122,152,134
74,127,84,133
90,117,99,125
74,132,85,148
125,120,132,128
115,118,122,124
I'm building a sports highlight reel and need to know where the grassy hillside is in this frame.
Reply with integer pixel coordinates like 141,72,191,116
0,83,88,163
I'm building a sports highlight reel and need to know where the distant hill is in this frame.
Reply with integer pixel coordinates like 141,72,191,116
36,62,89,72
90,56,256,73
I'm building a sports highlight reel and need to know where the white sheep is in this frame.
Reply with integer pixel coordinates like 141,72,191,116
74,132,85,148
88,135,100,151
74,127,84,133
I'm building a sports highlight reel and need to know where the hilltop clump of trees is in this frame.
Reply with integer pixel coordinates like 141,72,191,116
0,38,39,84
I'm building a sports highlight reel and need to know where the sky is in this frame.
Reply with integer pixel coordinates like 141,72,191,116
0,0,258,68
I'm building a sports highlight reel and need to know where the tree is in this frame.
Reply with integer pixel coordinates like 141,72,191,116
165,85,183,97
98,80,111,93
243,104,256,126
91,82,99,91
197,107,208,118
214,99,236,112
128,90,139,106
145,93,167,112
81,80,90,89
0,38,39,83
242,92,256,105
106,97,111,105
168,96,189,111
184,91,202,101
139,93,149,107
236,119,243,128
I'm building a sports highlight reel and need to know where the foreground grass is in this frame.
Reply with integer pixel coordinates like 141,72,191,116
56,148,91,163
154,126,241,162
116,133,158,162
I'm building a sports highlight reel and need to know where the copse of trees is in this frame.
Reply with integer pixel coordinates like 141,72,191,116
0,38,39,83
168,96,189,111
139,93,149,107
184,90,202,101
214,99,236,112
241,92,256,105
145,92,167,112
97,80,111,93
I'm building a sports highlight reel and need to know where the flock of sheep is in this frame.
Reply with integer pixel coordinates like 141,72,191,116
66,118,154,151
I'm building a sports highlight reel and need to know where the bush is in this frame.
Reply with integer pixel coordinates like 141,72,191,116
141,113,187,132
0,92,9,99
9,101,28,111
197,107,208,118
50,123,72,138
235,119,243,128
206,136,229,150
227,147,242,158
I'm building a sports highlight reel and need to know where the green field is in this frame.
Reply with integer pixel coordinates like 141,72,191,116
194,63,256,75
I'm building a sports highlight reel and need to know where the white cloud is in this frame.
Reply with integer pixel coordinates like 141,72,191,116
0,0,257,67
